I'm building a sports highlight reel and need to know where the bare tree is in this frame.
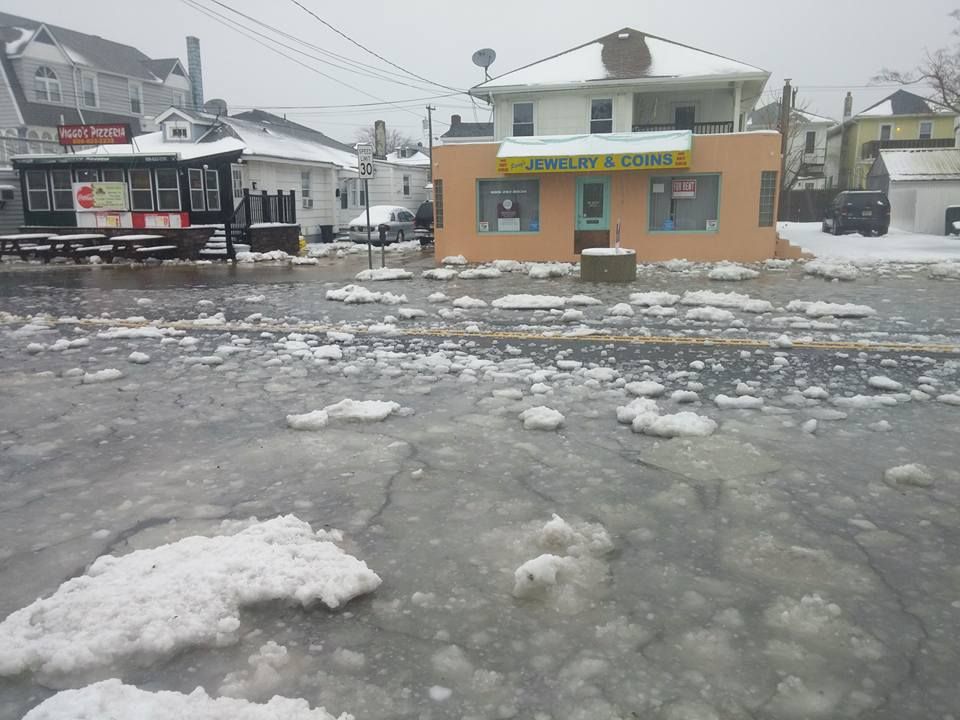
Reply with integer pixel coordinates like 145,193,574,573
355,126,418,154
757,95,821,191
876,10,960,112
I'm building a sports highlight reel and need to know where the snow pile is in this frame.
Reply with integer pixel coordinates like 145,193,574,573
616,397,660,425
707,263,759,281
929,262,960,280
629,291,680,307
685,307,735,322
235,250,291,263
81,368,124,384
787,300,876,318
512,514,613,603
884,463,934,488
491,259,527,272
519,406,565,430
452,296,488,309
441,255,468,265
714,394,764,409
804,259,859,281
528,262,573,279
287,399,401,430
422,268,459,280
0,516,380,681
492,294,566,310
459,267,502,279
354,267,413,281
22,679,349,720
617,397,717,438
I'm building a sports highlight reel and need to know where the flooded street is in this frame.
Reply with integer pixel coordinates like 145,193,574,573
1,254,959,720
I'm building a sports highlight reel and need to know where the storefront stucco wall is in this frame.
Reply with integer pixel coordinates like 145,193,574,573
433,132,781,263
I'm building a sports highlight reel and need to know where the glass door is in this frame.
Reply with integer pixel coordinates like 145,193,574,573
575,176,610,231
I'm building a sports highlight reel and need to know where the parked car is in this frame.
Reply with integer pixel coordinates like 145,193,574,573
413,200,434,246
346,206,416,244
821,191,890,236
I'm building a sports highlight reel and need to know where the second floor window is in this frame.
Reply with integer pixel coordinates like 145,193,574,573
34,67,61,103
173,92,185,109
804,131,816,154
513,102,534,136
81,73,98,108
590,99,613,134
402,174,410,196
880,124,892,142
129,82,143,114
919,121,933,140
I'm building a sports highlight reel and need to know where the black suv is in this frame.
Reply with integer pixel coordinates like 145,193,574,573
413,200,434,246
821,191,890,236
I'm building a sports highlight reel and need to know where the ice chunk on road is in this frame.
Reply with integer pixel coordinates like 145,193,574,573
459,267,502,279
804,259,859,280
681,290,752,308
96,326,170,340
23,679,349,720
219,641,290,700
0,516,380,681
685,307,735,322
441,254,468,265
607,303,634,317
884,463,934,487
937,393,960,406
633,411,717,438
625,381,666,397
491,259,526,272
427,292,449,303
832,394,898,409
512,554,567,597
127,351,150,364
802,302,876,318
519,406,565,430
397,307,426,320
868,375,902,391
452,296,488,309
326,284,381,304
616,397,660,425
422,268,459,280
742,299,775,313
560,308,584,322
714,394,764,409
286,409,329,430
642,305,678,317
528,262,572,279
629,291,680,307
671,390,700,404
566,294,602,306
929,262,960,279
323,399,401,422
492,294,566,310
81,368,123,384
355,267,413,281
707,263,759,281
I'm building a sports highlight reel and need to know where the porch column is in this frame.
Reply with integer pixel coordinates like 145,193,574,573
733,82,743,132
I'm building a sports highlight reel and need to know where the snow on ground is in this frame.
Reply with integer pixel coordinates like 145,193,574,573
441,255,467,265
354,267,413,281
422,268,459,280
458,267,502,280
780,221,960,262
528,263,573,279
629,291,680,307
22,679,349,720
0,516,380,682
492,294,566,310
452,296,487,309
788,301,876,318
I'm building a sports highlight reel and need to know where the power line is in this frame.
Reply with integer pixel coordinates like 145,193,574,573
288,0,463,94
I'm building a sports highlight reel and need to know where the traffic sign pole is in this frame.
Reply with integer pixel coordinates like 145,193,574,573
364,179,372,270
357,144,375,270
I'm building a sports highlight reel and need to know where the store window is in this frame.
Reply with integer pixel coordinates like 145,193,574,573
434,179,443,229
101,169,124,182
477,179,540,233
51,169,73,210
205,169,221,211
155,169,180,210
189,168,204,209
759,171,777,227
512,102,534,136
75,169,98,182
25,171,49,210
648,174,721,232
129,169,153,210
590,99,613,134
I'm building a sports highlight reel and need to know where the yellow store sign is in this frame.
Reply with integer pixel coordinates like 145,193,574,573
498,150,690,174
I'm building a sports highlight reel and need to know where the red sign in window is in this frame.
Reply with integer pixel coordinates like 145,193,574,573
672,179,697,199
57,124,131,146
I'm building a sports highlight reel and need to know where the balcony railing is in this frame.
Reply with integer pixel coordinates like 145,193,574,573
632,121,734,135
861,137,955,160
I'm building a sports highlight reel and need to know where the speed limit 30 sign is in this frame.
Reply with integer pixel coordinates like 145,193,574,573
357,144,374,179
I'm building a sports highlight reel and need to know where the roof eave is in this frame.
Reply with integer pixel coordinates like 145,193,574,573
471,71,770,97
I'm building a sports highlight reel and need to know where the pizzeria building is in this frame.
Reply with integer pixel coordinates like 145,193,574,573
433,28,799,263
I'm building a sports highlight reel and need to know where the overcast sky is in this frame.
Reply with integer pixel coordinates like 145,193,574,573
5,0,957,143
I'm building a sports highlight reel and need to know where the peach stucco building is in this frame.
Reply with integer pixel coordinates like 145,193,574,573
433,28,790,263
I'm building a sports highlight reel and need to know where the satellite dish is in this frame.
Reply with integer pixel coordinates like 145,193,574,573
472,48,496,80
203,98,228,116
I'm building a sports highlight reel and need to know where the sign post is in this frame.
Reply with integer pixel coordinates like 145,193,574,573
357,144,374,270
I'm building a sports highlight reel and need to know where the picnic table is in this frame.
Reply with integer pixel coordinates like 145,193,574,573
108,234,179,261
0,233,58,259
34,234,107,263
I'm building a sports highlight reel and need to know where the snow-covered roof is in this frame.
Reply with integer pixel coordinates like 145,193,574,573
497,130,692,159
879,148,960,182
473,28,768,92
384,149,431,167
71,132,245,161
856,90,936,118
747,101,837,129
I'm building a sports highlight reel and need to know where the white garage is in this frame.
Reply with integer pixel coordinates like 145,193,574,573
868,148,960,235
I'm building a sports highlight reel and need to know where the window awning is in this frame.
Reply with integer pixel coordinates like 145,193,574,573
497,130,692,174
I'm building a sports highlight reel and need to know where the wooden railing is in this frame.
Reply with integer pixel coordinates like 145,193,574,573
223,189,297,259
861,137,955,160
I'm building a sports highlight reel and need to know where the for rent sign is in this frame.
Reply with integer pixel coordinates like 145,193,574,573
672,178,697,199
58,124,131,146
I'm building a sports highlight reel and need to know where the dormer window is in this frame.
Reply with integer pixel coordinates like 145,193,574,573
171,127,188,139
164,120,191,141
34,67,61,103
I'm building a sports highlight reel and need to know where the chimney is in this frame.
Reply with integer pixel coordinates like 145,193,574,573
374,119,386,159
843,92,853,122
186,36,204,110
451,114,462,127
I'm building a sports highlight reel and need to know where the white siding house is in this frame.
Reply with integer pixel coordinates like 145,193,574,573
868,148,960,235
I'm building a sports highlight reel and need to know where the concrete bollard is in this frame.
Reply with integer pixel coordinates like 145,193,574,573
579,248,637,283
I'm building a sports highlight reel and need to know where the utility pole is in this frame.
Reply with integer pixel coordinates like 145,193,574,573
778,78,793,223
425,105,436,189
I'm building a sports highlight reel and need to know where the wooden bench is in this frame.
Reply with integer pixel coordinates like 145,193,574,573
108,234,168,261
37,234,106,263
0,233,57,259
133,245,178,260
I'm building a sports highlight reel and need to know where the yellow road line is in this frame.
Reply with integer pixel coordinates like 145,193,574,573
4,316,959,354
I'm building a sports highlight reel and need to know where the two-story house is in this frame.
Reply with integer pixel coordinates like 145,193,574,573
748,102,837,190
826,89,957,190
432,28,787,263
0,11,193,164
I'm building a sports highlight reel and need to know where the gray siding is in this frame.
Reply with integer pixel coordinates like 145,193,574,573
0,167,24,234
14,56,78,108
0,63,23,126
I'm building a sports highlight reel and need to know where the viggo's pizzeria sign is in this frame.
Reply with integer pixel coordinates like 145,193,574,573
498,150,690,174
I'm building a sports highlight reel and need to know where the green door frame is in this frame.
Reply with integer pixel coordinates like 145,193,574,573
575,176,611,231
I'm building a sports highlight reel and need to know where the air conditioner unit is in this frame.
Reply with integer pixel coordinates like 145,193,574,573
302,198,314,209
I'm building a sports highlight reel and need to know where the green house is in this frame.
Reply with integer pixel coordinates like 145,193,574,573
827,90,957,189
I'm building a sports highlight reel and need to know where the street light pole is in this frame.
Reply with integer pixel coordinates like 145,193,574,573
426,105,436,188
